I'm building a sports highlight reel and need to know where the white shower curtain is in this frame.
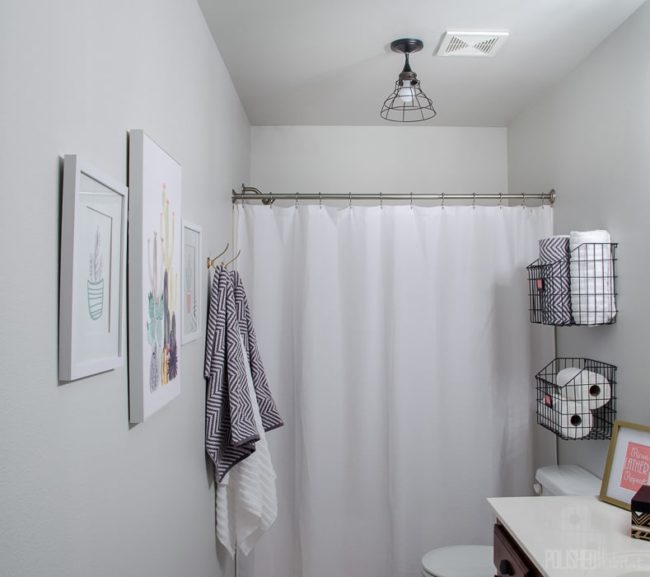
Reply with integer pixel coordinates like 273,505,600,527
235,203,552,577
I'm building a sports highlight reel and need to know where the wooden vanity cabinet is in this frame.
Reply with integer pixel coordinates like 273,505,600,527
494,522,543,577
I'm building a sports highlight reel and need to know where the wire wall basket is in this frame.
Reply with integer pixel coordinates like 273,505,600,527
536,358,617,441
527,243,617,326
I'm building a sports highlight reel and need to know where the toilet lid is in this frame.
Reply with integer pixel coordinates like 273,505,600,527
422,545,493,577
535,465,601,496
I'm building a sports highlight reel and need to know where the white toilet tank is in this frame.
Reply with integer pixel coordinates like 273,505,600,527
534,464,601,496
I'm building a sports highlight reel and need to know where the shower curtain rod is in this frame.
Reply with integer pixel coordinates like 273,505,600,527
232,185,556,205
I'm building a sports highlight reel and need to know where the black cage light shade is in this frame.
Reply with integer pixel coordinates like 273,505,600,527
380,38,436,122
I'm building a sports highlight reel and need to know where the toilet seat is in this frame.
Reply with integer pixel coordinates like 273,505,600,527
421,545,493,577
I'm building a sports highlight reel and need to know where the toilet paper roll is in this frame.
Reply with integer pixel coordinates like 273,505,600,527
538,393,593,439
556,367,612,410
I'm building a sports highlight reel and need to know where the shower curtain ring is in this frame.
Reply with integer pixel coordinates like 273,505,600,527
410,192,413,210
499,193,503,209
441,193,445,210
521,193,526,209
319,192,322,209
472,193,476,209
349,192,352,209
380,192,383,209
295,192,299,209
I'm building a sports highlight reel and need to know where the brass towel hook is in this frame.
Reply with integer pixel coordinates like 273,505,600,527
207,243,229,269
222,249,242,269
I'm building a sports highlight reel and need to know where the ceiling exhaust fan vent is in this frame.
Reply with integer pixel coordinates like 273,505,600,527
437,31,509,57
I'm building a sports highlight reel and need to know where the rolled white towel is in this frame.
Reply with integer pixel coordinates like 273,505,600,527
569,230,616,325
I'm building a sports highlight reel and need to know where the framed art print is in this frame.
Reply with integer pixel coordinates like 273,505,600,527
59,155,127,381
181,221,202,345
128,130,182,423
600,420,650,510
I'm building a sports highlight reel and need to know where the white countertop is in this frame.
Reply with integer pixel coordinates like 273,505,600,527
488,496,650,577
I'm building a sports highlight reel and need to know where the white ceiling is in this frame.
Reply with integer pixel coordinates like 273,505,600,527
198,0,646,126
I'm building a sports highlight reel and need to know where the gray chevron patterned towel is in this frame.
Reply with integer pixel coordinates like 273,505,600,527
205,266,258,482
204,266,283,482
539,236,573,325
231,270,284,434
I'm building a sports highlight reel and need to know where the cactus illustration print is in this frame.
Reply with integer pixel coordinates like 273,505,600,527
128,130,182,423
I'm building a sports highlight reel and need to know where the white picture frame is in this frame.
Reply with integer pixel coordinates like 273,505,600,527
181,221,202,344
128,130,182,423
59,155,128,381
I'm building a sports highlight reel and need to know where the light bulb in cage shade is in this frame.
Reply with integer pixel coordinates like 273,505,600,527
398,80,415,104
380,38,436,122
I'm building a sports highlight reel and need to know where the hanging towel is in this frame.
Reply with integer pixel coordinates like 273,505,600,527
216,334,278,556
205,266,258,482
231,270,284,434
569,230,616,325
205,265,283,554
539,235,572,325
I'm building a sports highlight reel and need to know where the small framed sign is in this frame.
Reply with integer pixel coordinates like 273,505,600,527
600,420,650,510
181,221,202,344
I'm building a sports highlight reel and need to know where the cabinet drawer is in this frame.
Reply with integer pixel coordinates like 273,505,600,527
494,523,533,577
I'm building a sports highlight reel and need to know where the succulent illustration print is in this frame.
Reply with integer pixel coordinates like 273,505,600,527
146,185,179,391
87,226,105,320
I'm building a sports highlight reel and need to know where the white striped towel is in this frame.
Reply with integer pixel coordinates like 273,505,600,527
216,334,278,557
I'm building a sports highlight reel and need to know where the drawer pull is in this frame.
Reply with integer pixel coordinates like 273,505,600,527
499,559,514,576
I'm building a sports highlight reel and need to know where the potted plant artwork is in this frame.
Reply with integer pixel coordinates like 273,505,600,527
87,226,104,320
127,129,182,423
146,187,179,393
147,232,164,391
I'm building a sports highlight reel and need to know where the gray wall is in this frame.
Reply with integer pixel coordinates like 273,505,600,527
508,1,650,476
250,126,508,195
0,1,249,576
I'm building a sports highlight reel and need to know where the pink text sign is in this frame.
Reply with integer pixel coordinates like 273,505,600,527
621,442,650,492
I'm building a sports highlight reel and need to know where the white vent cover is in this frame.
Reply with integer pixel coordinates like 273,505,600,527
437,31,509,57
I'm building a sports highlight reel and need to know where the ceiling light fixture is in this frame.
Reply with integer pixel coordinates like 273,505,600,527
380,38,436,123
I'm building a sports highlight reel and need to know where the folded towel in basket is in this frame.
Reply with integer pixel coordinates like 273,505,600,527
539,235,572,325
569,230,616,325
